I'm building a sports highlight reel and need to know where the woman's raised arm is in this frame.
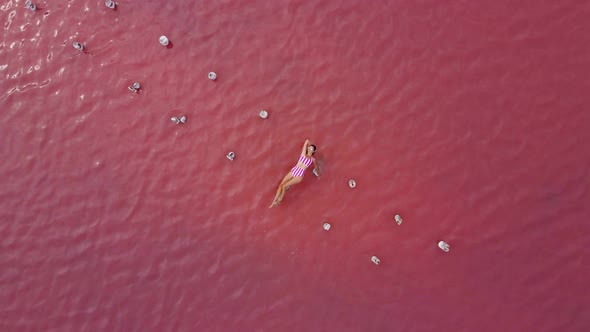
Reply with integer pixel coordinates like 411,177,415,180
301,139,310,155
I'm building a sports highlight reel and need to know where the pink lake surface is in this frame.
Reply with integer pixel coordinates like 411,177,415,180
1,0,590,331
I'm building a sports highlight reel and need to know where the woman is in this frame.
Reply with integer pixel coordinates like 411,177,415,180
269,139,320,208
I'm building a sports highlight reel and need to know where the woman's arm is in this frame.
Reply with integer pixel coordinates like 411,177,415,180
312,158,321,177
301,139,310,155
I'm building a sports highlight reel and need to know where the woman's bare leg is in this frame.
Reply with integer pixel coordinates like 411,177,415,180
270,173,294,208
276,177,303,203
269,185,283,208
279,172,293,186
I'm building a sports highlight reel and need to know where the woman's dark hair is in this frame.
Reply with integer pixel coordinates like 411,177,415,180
310,144,317,155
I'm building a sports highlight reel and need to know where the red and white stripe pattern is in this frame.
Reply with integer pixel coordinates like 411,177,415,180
291,154,314,177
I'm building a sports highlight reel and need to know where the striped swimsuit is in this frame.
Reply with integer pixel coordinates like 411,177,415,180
291,154,314,177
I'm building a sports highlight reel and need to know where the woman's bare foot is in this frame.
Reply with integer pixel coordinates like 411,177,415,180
269,200,278,208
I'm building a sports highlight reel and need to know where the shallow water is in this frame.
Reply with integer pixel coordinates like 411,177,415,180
1,1,590,331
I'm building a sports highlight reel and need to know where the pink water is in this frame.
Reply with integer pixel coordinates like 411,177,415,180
1,1,590,331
